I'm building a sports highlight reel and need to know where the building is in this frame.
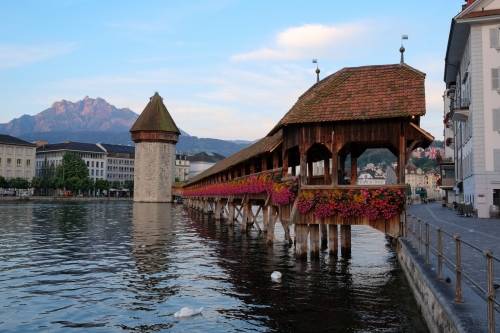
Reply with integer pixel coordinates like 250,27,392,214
357,169,386,185
98,143,135,183
36,140,189,188
0,134,36,181
444,0,500,217
130,92,180,202
175,153,190,182
36,142,107,181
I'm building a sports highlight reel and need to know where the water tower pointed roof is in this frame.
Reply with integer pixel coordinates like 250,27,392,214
130,92,180,134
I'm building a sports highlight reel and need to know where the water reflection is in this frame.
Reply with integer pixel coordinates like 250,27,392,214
0,202,427,332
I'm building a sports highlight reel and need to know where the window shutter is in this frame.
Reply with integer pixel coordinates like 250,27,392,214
494,109,500,132
490,28,500,48
493,68,500,90
495,150,500,172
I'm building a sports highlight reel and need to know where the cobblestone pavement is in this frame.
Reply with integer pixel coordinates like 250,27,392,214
407,203,500,296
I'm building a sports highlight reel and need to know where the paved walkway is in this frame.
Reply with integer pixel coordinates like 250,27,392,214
408,203,500,301
407,203,500,332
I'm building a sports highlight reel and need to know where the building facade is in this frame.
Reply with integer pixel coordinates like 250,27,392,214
36,142,107,181
98,143,135,183
0,134,36,181
444,0,500,217
175,154,189,182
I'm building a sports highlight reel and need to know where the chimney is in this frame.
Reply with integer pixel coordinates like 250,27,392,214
463,0,475,10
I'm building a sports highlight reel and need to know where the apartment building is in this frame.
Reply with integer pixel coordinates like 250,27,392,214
36,142,107,181
444,0,500,217
98,143,135,183
0,134,36,181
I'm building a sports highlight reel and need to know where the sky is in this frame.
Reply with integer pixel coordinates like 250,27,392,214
0,0,462,140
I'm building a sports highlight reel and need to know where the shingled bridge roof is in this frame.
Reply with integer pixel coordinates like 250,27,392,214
269,63,426,134
186,130,282,185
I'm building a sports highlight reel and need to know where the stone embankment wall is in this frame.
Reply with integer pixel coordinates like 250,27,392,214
397,239,466,333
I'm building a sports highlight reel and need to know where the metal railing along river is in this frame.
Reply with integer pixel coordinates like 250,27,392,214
404,214,499,333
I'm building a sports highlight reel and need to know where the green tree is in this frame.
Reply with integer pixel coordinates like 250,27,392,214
65,176,82,193
95,179,110,192
124,180,134,191
110,181,121,189
10,178,30,189
56,153,89,181
0,176,7,189
31,177,42,194
54,153,90,193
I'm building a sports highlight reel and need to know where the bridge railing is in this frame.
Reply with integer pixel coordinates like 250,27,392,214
405,214,499,333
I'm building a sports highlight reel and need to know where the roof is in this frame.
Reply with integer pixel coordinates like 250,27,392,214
99,143,135,154
269,64,426,134
37,141,105,153
0,134,36,147
130,92,180,134
186,130,282,185
460,8,500,19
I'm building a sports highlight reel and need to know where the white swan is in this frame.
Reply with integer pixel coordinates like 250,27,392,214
174,306,204,318
271,271,282,282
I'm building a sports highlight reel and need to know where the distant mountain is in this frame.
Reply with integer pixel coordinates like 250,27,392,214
187,152,225,163
0,97,250,156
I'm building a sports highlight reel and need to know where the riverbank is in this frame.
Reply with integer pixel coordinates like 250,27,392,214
399,203,500,333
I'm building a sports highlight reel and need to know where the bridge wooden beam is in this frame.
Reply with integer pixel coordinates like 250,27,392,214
328,224,338,255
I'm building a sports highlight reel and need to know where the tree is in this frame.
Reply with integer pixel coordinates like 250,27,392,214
9,178,30,189
0,176,7,189
95,179,110,192
56,153,89,181
65,176,82,193
110,181,121,189
124,180,134,191
54,153,90,194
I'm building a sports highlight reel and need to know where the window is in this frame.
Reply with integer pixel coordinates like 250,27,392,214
26,159,30,167
16,159,21,167
490,27,500,49
91,169,94,176
493,68,500,91
86,161,89,167
91,161,94,167
101,162,104,168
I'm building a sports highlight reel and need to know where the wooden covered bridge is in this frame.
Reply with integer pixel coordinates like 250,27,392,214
182,63,433,258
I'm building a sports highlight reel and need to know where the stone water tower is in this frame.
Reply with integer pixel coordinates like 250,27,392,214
130,92,180,202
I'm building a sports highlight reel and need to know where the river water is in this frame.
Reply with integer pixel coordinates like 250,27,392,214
0,202,427,332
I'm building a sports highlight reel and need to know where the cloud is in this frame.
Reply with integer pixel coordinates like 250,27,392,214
0,43,76,70
231,22,369,62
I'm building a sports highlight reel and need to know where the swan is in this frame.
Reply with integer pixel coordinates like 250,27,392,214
271,271,282,282
174,306,204,318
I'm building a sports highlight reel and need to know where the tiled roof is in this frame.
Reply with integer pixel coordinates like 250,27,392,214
130,92,180,134
0,134,36,147
37,142,105,153
100,143,135,154
186,130,282,185
269,64,426,134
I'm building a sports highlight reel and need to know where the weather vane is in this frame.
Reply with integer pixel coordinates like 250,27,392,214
400,34,408,64
312,59,320,83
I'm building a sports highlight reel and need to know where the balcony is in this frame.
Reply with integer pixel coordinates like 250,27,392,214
450,96,470,121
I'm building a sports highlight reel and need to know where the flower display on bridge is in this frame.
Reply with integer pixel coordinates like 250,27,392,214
296,188,405,220
182,174,297,206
